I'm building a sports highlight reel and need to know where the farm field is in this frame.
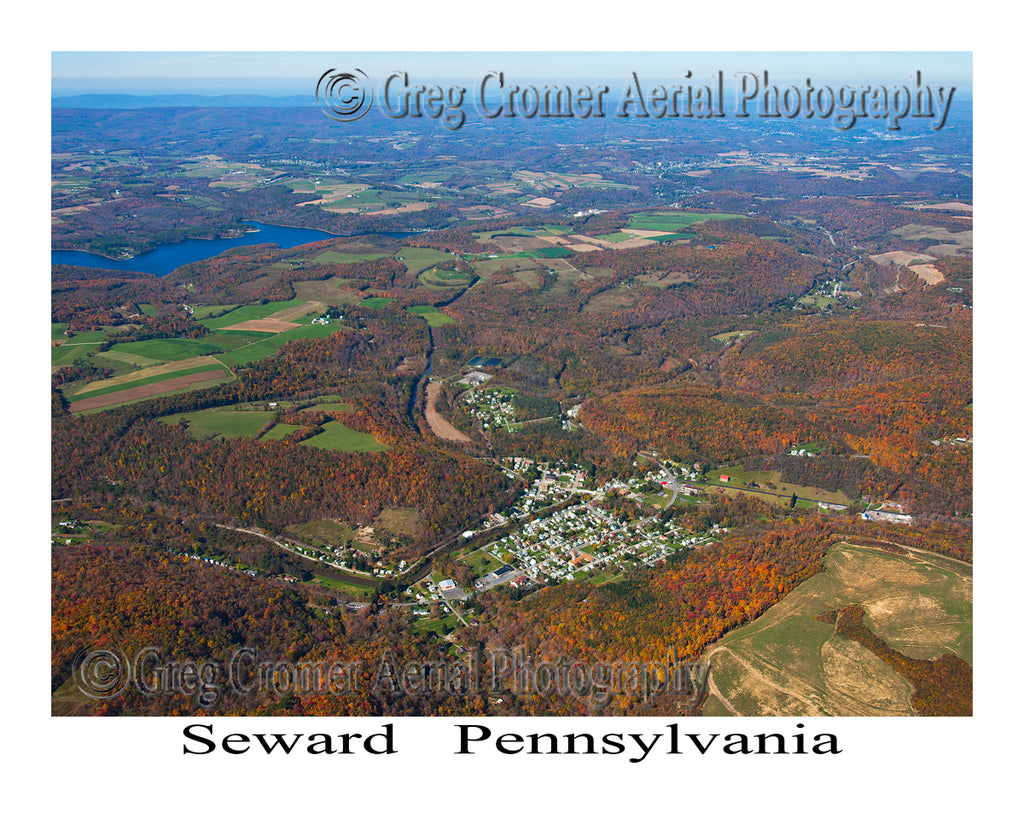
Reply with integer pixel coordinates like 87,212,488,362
66,361,228,402
407,305,455,326
700,541,972,716
300,421,388,452
199,299,310,330
357,297,396,309
215,322,339,366
310,249,390,265
69,368,234,413
418,268,472,287
260,423,303,441
160,406,276,439
395,246,455,275
626,211,744,232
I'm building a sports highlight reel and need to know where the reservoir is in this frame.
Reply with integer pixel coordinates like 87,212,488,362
53,222,361,277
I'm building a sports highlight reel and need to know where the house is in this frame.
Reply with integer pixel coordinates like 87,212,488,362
719,475,731,482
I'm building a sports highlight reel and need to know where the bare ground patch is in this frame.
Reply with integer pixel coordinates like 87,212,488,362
870,250,937,267
220,319,299,333
425,382,471,443
910,263,945,285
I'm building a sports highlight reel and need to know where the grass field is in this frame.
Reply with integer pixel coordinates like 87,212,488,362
105,337,229,362
461,548,503,576
199,299,308,330
357,297,395,309
700,541,972,717
418,268,472,287
261,423,303,440
287,519,356,549
395,247,454,275
160,406,276,439
311,250,390,265
300,421,388,452
627,211,744,232
411,612,461,637
216,322,339,367
52,342,101,367
408,305,455,326
307,400,355,413
696,466,852,508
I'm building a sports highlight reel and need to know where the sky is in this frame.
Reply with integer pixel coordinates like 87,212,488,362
51,51,972,97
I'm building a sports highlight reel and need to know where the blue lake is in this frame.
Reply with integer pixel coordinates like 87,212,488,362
52,222,351,277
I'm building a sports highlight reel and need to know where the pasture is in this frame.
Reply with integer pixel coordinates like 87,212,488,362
161,406,276,439
627,211,744,232
300,421,388,452
407,305,455,326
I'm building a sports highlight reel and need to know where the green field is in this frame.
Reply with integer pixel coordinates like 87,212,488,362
407,305,455,326
216,322,339,367
189,304,239,320
627,211,744,232
411,612,461,637
300,421,388,452
307,401,355,413
311,250,390,265
199,299,308,330
106,338,227,361
461,548,502,576
397,170,454,184
161,406,275,439
395,247,455,275
357,297,395,309
700,541,972,717
261,423,303,441
595,232,635,243
313,575,373,597
52,343,101,367
648,232,695,242
418,268,472,287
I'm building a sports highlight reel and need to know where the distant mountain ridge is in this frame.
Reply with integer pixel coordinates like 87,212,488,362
52,94,316,108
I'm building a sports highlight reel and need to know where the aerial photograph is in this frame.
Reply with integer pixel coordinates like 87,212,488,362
50,51,973,720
